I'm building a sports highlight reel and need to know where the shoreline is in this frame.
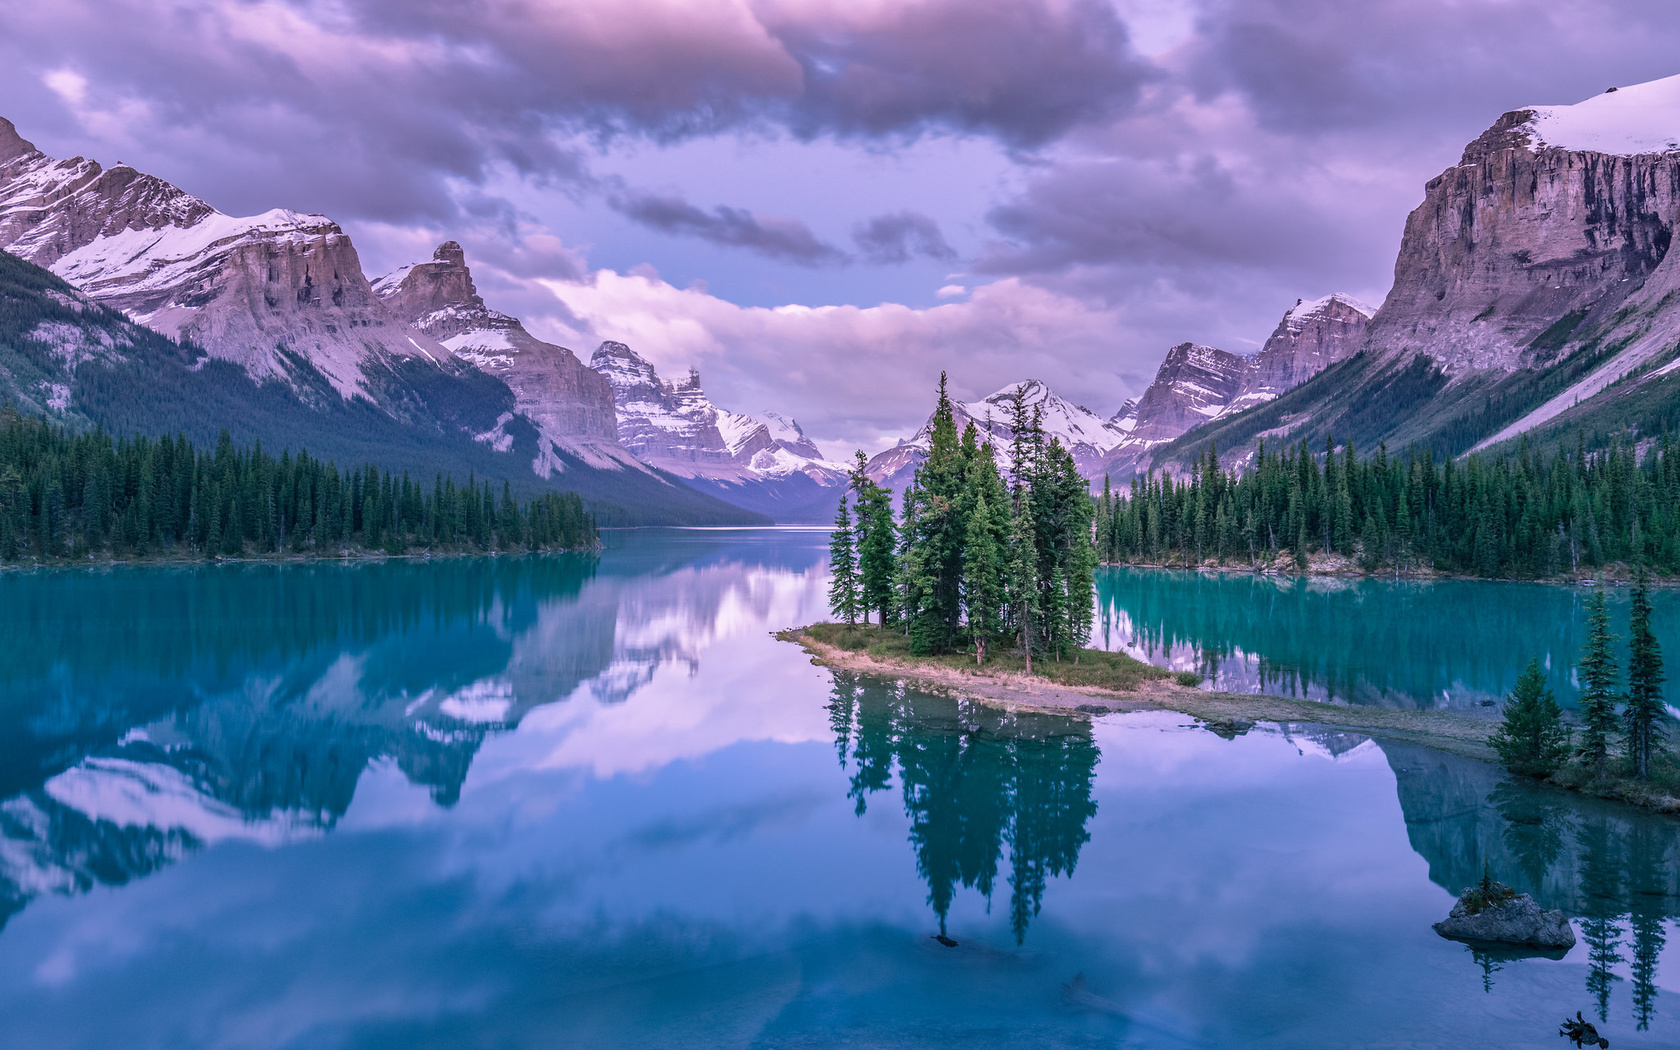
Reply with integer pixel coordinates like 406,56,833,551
1104,558,1674,588
779,627,1499,762
782,626,1680,817
0,545,600,572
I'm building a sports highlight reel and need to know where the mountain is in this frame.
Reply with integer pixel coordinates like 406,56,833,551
590,341,847,520
1101,295,1373,479
0,116,455,401
1232,293,1376,412
0,116,759,525
373,241,635,476
1149,75,1680,471
864,379,1129,494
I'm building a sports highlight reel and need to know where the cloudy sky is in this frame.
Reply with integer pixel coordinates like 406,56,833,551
3,0,1678,457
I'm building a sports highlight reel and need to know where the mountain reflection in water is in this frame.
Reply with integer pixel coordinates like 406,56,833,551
0,535,1675,1047
1384,740,1679,1028
0,533,827,932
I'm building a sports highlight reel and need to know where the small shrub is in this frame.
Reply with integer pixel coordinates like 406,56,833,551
1460,862,1517,915
1489,658,1570,776
1174,670,1203,688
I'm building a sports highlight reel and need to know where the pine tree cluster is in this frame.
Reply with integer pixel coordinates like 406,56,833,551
0,407,597,562
1499,579,1668,784
1098,434,1680,577
829,375,1097,666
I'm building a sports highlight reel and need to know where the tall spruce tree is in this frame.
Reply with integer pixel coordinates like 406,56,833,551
828,493,860,625
850,457,898,628
963,490,1003,664
1489,659,1569,776
902,374,971,655
1010,489,1041,673
1624,572,1666,780
1578,586,1621,778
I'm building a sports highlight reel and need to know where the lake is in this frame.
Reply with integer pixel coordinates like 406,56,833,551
1096,566,1680,712
0,529,1674,1048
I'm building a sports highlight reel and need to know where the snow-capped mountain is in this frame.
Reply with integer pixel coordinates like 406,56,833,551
0,117,451,399
374,242,640,477
1150,73,1680,473
0,116,760,525
864,379,1130,494
590,341,848,520
1102,295,1373,478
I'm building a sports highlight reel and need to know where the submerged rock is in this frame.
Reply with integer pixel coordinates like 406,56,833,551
1433,881,1576,949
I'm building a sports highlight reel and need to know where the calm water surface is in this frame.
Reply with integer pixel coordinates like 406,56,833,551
0,530,1675,1048
1096,566,1680,711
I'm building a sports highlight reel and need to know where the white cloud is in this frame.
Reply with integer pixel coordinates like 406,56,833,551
528,268,1140,456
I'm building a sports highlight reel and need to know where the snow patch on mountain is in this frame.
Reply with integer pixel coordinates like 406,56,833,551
590,341,846,517
865,379,1129,493
45,757,326,847
0,123,456,401
1518,74,1680,156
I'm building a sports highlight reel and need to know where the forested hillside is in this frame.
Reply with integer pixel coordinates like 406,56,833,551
1100,436,1680,578
0,409,597,561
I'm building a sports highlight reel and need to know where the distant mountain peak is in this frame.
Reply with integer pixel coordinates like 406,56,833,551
589,339,844,517
376,241,626,471
0,115,446,400
0,116,36,163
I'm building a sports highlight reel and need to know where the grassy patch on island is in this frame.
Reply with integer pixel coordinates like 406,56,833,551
799,621,1171,694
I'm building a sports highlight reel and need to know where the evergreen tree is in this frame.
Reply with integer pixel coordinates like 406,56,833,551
1578,586,1621,778
1009,490,1041,673
851,453,898,628
1624,572,1666,780
1489,659,1569,776
827,494,861,625
963,489,1005,665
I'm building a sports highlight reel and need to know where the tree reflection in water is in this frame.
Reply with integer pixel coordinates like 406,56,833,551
1387,741,1679,1029
825,671,1099,944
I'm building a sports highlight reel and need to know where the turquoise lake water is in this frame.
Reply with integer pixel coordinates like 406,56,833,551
1096,566,1680,712
0,529,1674,1048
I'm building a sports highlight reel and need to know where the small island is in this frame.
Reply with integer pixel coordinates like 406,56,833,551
803,377,1679,821
782,622,1502,762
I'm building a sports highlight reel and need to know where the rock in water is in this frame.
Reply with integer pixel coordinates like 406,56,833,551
1433,884,1576,949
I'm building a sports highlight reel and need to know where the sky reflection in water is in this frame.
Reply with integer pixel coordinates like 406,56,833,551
0,530,1675,1048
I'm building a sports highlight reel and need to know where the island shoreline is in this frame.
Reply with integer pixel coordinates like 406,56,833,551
779,626,1680,817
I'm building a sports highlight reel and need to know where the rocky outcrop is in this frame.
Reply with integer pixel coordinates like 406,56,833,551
1432,882,1576,949
373,242,631,476
1365,102,1680,377
1130,343,1250,442
1102,297,1372,480
0,117,453,400
1229,294,1374,413
590,341,846,520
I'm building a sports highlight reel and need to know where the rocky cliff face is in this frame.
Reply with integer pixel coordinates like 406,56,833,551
1149,74,1680,470
590,341,846,520
1101,296,1371,480
373,242,630,476
1366,106,1680,376
1230,294,1374,413
1129,343,1251,443
0,117,452,400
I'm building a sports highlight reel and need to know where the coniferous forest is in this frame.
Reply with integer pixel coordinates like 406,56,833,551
829,376,1097,665
0,407,597,562
1098,435,1680,578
